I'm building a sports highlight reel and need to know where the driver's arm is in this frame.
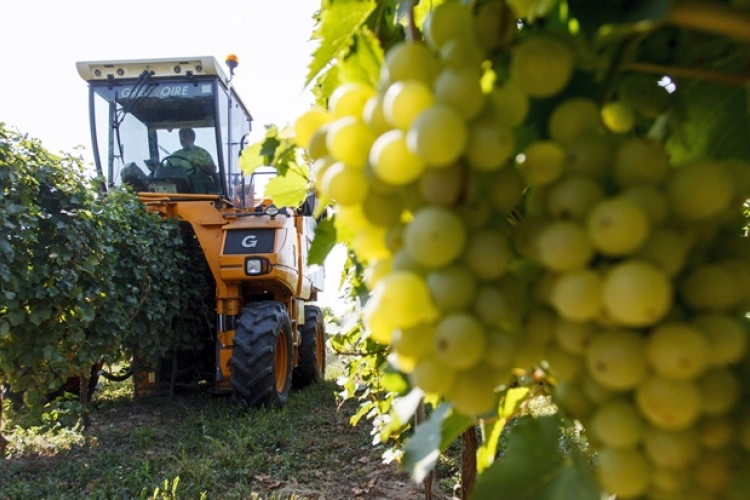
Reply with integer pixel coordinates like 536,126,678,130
192,148,217,175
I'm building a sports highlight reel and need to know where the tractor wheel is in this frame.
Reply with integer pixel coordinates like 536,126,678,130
230,301,293,408
293,305,326,388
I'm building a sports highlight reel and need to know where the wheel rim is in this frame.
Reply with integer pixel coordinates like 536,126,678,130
275,330,289,393
315,323,325,375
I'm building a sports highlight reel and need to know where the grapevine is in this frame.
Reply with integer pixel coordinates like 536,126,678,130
294,0,750,498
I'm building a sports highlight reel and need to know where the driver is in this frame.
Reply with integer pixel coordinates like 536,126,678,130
173,127,217,176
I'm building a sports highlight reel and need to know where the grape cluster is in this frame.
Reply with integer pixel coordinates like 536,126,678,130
294,1,750,498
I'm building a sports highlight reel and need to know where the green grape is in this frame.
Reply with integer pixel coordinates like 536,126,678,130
407,104,469,167
403,206,467,269
643,426,700,470
434,66,486,120
583,376,616,405
550,269,603,322
370,270,437,329
427,263,477,313
602,260,672,327
411,355,456,394
424,0,475,50
650,466,689,496
439,37,484,69
587,196,651,257
509,34,575,98
362,190,405,227
489,82,529,128
383,41,440,85
473,277,524,330
693,313,748,366
294,106,332,149
546,174,605,220
383,80,435,131
614,137,670,187
326,117,376,170
484,328,518,370
473,0,516,50
465,119,515,172
307,124,331,161
667,161,734,221
699,415,734,449
695,450,735,493
352,225,391,262
617,73,672,118
601,101,636,134
462,229,513,281
680,262,745,312
369,129,426,186
512,216,547,260
489,167,526,213
448,363,500,416
523,306,556,345
554,381,595,419
328,82,377,118
698,367,741,415
362,297,397,345
516,140,566,186
620,184,669,227
590,398,644,449
392,323,436,359
565,134,616,180
585,328,647,391
530,269,557,306
391,248,429,275
364,258,392,291
313,156,335,191
419,162,463,207
554,318,595,355
646,322,709,381
595,447,650,499
548,97,601,146
506,0,557,21
635,375,701,430
536,220,594,272
320,161,368,206
362,94,391,136
434,312,487,370
545,344,584,382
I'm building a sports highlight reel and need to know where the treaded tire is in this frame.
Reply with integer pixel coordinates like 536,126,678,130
293,305,326,388
230,301,293,408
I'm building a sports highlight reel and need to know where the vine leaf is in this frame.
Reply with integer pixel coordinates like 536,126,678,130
306,0,378,87
338,29,384,88
471,416,602,500
403,403,474,483
308,218,337,266
264,166,309,209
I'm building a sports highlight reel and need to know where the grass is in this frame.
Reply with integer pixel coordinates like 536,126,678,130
0,358,430,500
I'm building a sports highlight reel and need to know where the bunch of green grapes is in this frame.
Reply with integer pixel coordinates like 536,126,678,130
293,0,577,417
515,91,750,498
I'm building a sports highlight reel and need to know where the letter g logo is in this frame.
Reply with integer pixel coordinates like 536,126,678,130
241,235,258,248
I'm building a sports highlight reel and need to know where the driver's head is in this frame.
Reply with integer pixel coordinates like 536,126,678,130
178,128,196,149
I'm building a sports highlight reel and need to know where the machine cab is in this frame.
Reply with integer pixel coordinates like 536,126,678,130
76,56,252,202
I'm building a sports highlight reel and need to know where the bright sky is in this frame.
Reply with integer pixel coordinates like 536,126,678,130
1,0,320,162
1,0,347,306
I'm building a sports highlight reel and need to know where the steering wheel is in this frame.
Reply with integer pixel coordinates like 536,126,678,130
160,155,195,174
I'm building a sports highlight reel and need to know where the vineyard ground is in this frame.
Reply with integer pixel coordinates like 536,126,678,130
0,352,456,500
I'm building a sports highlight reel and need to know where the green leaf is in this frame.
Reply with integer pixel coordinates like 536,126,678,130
471,416,602,500
308,218,337,266
306,0,378,87
338,29,384,88
403,403,474,483
239,140,264,175
264,167,309,209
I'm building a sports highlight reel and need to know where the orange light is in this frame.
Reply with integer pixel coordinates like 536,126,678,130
226,54,239,66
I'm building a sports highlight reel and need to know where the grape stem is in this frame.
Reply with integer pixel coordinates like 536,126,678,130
668,1,750,42
405,3,419,42
621,61,750,86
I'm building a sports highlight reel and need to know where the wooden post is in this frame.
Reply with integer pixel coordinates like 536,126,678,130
415,398,434,500
79,373,91,429
0,387,7,457
461,427,478,499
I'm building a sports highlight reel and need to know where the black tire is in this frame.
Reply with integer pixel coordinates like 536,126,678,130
230,301,293,408
293,305,326,388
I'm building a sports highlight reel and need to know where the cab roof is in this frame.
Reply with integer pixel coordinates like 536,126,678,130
76,56,229,83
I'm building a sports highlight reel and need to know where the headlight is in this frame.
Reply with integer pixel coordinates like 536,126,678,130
265,205,279,216
245,257,271,276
